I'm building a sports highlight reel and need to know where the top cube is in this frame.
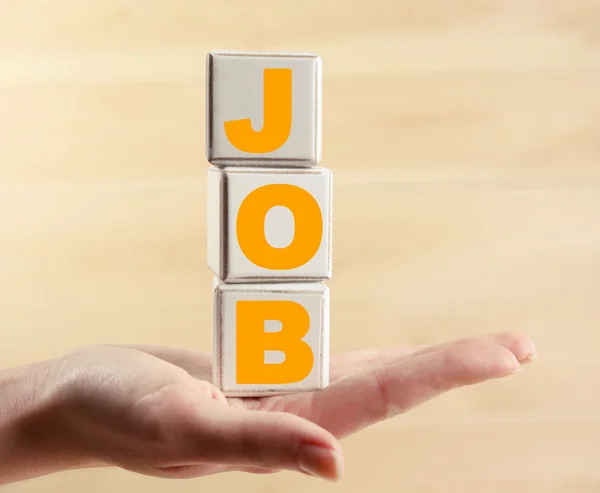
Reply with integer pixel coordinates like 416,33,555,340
206,51,322,167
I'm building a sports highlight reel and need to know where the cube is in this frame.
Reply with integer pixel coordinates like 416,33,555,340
212,279,329,396
207,166,332,283
206,51,322,167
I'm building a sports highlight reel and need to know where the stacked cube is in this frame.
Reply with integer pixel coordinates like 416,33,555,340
206,51,331,396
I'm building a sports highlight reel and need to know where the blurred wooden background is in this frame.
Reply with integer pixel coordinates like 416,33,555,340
1,1,599,492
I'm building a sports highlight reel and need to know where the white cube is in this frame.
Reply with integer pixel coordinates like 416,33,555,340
206,51,322,167
213,280,329,396
207,166,332,282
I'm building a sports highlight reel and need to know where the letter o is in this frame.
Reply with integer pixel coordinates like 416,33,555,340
236,184,322,270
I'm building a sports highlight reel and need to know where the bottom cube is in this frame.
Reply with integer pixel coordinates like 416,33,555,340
212,279,329,397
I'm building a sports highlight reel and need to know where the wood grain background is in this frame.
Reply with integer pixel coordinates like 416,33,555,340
1,1,599,491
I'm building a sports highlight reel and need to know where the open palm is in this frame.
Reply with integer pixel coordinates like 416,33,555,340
44,332,534,482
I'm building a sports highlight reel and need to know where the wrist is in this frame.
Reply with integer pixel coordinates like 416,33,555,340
0,358,100,484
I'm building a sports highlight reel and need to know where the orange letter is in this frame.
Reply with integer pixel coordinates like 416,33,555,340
236,300,313,384
224,68,292,153
236,184,322,270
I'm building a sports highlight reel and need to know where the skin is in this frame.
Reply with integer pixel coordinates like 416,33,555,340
0,331,535,485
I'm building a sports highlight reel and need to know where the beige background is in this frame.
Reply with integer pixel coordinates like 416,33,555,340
1,1,599,492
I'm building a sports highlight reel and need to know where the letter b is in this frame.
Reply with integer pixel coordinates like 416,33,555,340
213,281,329,395
236,300,313,384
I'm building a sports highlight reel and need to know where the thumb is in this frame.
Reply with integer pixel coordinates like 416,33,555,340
183,403,344,481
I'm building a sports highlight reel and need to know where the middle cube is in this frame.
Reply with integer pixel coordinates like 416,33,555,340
207,166,332,283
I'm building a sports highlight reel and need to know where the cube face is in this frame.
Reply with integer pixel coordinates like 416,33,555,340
213,281,329,396
206,51,321,167
207,167,332,282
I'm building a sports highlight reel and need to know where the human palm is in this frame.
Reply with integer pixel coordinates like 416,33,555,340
44,332,534,482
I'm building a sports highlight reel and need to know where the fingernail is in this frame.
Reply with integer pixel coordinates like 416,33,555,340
511,364,523,374
297,444,343,482
521,342,537,365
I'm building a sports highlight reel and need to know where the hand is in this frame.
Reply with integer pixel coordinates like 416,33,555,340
3,332,535,484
